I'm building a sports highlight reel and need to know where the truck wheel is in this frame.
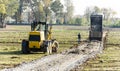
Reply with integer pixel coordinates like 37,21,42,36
22,40,30,54
52,41,59,53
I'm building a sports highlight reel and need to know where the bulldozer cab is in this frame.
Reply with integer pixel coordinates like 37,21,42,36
31,21,49,40
31,21,48,31
28,31,45,48
28,21,52,49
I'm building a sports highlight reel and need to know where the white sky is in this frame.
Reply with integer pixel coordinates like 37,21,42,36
71,0,120,17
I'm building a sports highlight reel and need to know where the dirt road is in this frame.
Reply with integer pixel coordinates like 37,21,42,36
1,41,103,71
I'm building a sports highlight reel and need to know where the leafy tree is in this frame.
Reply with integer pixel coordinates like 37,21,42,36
0,4,6,26
84,6,101,22
0,0,7,26
83,6,117,26
101,8,117,26
64,0,74,24
0,0,19,26
38,2,46,21
22,0,52,22
101,8,110,20
42,0,51,7
51,0,63,16
67,17,75,24
75,18,82,25
15,0,64,24
101,8,116,20
50,0,64,24
8,0,19,24
81,17,88,26
7,0,19,16
93,6,101,14
42,0,52,22
0,4,6,14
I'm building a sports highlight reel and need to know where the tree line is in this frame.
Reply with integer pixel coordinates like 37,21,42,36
0,0,120,27
0,0,72,24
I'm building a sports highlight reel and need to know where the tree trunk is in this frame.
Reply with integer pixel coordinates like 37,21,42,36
15,12,18,24
0,13,6,28
0,14,3,27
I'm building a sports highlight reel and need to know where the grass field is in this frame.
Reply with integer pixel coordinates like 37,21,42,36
1,25,120,70
81,31,120,71
0,25,88,69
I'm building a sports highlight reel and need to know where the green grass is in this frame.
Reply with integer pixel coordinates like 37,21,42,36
106,31,120,44
82,46,120,71
81,31,120,71
0,25,88,69
0,45,46,69
1,25,120,70
5,25,31,31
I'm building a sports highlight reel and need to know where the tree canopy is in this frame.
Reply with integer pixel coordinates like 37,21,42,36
0,0,119,27
0,0,19,25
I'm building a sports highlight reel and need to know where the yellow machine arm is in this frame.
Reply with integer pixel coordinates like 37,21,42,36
47,26,52,40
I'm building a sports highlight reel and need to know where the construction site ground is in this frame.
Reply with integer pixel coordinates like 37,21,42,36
0,25,120,71
81,31,120,71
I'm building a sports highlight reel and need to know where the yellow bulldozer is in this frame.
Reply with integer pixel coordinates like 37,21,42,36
21,21,59,54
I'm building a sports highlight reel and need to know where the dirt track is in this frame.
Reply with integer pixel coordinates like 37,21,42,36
1,41,103,71
0,25,108,71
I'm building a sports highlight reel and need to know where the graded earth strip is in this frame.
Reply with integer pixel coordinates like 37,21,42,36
1,41,103,71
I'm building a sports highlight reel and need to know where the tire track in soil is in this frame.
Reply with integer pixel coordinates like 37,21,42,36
1,42,103,71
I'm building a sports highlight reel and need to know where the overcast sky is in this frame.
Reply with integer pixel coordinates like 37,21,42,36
71,0,120,17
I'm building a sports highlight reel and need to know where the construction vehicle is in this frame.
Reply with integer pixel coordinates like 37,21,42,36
21,0,59,54
89,14,103,41
22,21,59,54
